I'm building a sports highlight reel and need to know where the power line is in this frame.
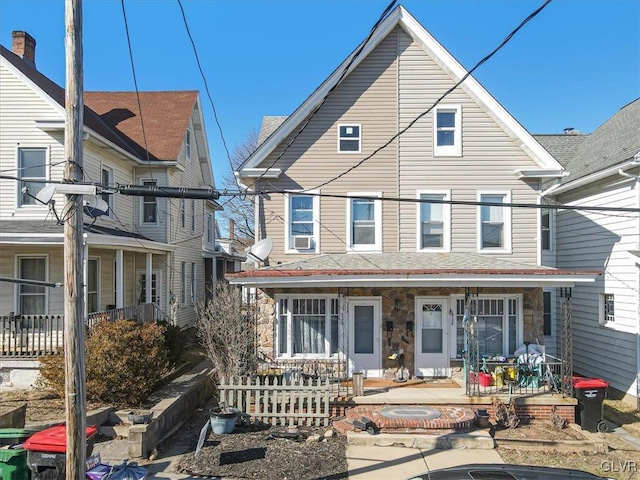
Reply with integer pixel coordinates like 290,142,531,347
120,0,154,178
306,0,553,191
176,0,233,179
250,0,397,187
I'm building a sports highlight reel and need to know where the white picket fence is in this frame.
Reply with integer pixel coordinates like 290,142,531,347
218,376,332,427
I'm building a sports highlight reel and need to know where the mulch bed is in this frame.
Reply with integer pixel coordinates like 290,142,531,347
178,422,348,480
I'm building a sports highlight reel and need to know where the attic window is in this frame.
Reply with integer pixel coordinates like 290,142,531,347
338,124,361,153
186,129,192,160
433,105,461,156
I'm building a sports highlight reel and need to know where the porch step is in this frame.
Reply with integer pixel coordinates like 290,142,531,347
335,405,476,435
345,430,496,450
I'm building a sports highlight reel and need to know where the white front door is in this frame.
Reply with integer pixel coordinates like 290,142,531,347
415,297,450,377
348,298,381,377
137,269,162,307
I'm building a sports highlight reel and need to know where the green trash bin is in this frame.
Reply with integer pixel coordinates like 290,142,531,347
0,447,30,480
0,428,37,446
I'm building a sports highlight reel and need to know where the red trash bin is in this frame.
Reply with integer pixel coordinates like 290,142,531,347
572,377,609,433
23,424,97,480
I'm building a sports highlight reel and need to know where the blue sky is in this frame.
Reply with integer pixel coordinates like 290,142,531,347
1,0,639,183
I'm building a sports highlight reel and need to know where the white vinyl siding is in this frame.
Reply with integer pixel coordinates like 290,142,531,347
554,177,639,397
416,190,450,252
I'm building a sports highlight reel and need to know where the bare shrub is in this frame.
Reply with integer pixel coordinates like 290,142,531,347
196,282,256,380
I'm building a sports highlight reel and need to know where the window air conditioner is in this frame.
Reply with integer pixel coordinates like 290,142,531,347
293,236,312,250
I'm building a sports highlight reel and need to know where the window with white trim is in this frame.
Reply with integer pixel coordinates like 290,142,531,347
17,256,47,314
541,208,551,251
347,193,382,252
277,296,339,356
433,105,461,156
180,199,186,228
417,192,450,251
191,262,197,303
101,166,114,217
286,192,319,252
141,179,157,224
543,290,552,336
338,124,361,153
17,148,47,207
87,258,99,313
601,294,615,324
455,297,520,357
478,192,511,252
181,262,187,304
185,129,192,160
191,199,196,231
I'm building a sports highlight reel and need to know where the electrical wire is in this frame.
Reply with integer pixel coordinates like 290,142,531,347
305,0,553,191
176,0,234,183
250,0,397,188
0,160,67,175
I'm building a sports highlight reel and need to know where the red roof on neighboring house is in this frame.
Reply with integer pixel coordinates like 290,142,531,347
84,91,198,161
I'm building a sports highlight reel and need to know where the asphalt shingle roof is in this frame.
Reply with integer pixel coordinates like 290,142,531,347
534,98,640,186
257,116,288,146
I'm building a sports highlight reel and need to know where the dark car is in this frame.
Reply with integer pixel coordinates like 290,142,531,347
407,464,613,480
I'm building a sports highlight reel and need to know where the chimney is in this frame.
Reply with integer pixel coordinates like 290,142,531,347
12,31,36,67
228,219,235,239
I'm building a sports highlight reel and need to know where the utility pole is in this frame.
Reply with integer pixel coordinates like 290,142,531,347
64,0,87,478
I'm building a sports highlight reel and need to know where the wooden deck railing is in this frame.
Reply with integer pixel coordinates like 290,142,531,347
1,303,165,358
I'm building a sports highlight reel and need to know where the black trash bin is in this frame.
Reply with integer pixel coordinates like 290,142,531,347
572,377,609,433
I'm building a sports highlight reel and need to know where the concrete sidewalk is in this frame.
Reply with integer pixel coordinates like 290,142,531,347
96,436,503,479
346,445,504,479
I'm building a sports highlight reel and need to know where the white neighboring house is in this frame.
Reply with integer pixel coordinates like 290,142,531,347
0,31,224,346
536,98,640,405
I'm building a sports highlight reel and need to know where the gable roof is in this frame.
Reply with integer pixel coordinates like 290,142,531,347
238,5,562,176
535,98,640,188
1,44,201,164
0,44,140,158
84,91,198,161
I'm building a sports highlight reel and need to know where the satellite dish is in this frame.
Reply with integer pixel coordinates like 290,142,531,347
36,184,57,204
83,195,109,218
247,237,273,263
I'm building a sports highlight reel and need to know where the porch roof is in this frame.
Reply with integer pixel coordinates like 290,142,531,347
227,252,600,288
0,221,176,253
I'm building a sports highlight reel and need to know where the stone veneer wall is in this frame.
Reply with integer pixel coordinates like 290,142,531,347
255,287,543,378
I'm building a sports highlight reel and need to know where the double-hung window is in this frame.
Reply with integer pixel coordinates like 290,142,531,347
277,296,339,356
601,294,615,325
338,124,361,153
180,199,186,228
101,166,114,217
478,192,511,252
17,147,47,207
141,179,157,224
286,192,319,252
191,199,196,231
87,259,99,313
347,193,382,252
433,105,461,156
541,208,551,251
455,296,520,357
417,191,450,251
17,256,47,314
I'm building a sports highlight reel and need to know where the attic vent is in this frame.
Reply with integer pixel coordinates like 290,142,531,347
293,236,312,250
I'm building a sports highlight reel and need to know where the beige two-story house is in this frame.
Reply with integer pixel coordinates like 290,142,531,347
0,32,221,336
229,6,598,379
